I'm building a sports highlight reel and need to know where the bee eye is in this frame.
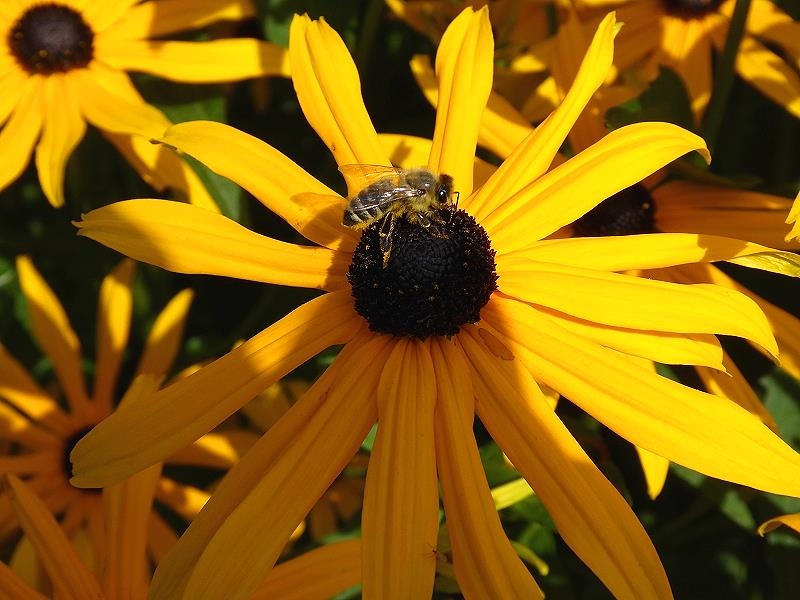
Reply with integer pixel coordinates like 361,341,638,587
437,186,449,203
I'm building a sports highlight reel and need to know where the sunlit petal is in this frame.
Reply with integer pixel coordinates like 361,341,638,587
97,39,289,82
151,333,390,600
289,14,386,166
486,296,800,497
483,123,709,250
0,77,43,194
636,447,670,500
459,322,671,600
363,340,438,598
428,6,493,197
135,288,194,378
432,338,543,598
167,430,260,469
71,291,360,487
75,200,349,291
160,120,351,251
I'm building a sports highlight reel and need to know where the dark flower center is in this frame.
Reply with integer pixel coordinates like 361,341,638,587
9,3,94,74
63,426,99,492
662,0,722,18
572,184,657,237
347,208,497,339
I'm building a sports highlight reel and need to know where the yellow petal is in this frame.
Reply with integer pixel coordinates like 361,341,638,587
534,307,725,370
102,130,219,212
135,288,194,378
167,430,260,469
151,333,390,600
92,259,135,415
459,323,672,600
75,199,349,291
636,446,670,500
0,559,46,600
100,0,256,39
155,479,210,522
470,12,617,223
497,260,778,357
16,256,92,419
661,16,715,117
510,233,787,272
431,338,543,598
160,120,352,251
483,122,709,251
34,75,86,208
71,291,360,487
102,376,163,598
485,296,800,497
0,345,72,434
428,7,493,197
3,475,103,599
289,14,386,166
250,540,361,600
0,77,43,194
758,513,800,536
97,39,290,82
79,0,138,32
362,340,439,598
0,66,28,125
71,63,169,138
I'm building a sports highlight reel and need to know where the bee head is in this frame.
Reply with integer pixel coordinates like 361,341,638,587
435,174,454,206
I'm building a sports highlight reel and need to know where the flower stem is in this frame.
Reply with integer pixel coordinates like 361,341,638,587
700,0,753,152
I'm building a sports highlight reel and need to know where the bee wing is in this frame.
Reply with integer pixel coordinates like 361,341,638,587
349,184,426,211
339,164,405,199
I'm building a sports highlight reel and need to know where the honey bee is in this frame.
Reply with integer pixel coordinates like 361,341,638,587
340,165,456,267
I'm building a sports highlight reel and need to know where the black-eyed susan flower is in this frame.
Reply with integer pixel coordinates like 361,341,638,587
567,0,800,119
71,9,800,599
0,256,257,576
1,473,360,598
0,0,289,208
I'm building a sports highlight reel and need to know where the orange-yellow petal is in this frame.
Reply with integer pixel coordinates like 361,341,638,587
96,39,289,82
428,6,493,198
636,446,671,500
75,199,349,291
459,323,672,600
160,120,351,251
166,430,260,469
289,14,386,166
362,339,439,598
431,338,543,598
150,333,390,600
71,291,360,487
0,77,43,194
135,288,194,378
758,513,800,536
0,559,46,600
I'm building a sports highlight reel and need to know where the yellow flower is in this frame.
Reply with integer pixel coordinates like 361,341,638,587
0,0,289,208
0,256,255,580
566,0,800,119
71,9,800,599
1,473,361,598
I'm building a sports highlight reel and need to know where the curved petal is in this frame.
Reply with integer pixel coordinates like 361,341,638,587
362,340,439,599
484,296,800,498
70,290,361,488
100,0,256,40
160,121,353,251
135,288,194,378
75,199,349,291
155,479,210,522
250,540,361,600
92,260,135,416
289,14,386,167
0,67,28,126
102,130,219,212
71,63,169,138
166,430,259,469
786,192,800,241
34,74,86,208
0,560,46,600
507,233,788,271
497,260,778,356
732,32,800,118
97,39,290,82
744,0,800,62
428,6,493,198
0,77,43,194
759,513,800,536
431,338,543,598
150,332,390,600
16,256,91,419
483,122,709,252
3,475,103,599
470,12,617,223
636,446,670,500
459,324,672,600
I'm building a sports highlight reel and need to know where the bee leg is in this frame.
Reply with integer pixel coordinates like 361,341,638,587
379,213,396,268
418,213,431,228
448,191,460,224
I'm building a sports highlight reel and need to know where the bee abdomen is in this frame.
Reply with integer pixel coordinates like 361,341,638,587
343,195,387,227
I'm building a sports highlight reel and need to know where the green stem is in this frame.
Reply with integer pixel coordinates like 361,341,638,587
700,0,753,152
355,0,384,74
